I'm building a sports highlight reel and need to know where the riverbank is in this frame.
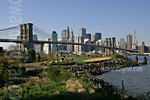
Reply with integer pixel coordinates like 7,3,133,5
0,54,146,100
100,56,150,98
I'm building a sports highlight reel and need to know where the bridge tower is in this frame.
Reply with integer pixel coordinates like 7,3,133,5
105,38,110,56
105,37,116,55
19,23,33,52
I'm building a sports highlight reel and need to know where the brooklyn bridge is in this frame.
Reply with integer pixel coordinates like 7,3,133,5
0,23,138,55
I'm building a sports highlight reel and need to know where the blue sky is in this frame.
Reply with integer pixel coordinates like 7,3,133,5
0,0,150,48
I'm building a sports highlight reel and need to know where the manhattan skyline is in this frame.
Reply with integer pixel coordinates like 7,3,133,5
0,0,150,46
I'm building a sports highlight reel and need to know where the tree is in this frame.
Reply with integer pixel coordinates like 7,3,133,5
37,53,41,62
28,48,36,62
135,56,138,63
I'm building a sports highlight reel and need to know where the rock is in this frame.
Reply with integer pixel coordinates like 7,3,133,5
66,78,83,92
78,88,86,93
8,85,20,90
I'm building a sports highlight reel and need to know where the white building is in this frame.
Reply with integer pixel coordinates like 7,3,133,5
84,38,91,52
95,40,103,53
43,38,51,54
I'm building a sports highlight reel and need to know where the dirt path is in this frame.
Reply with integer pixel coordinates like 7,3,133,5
83,56,112,63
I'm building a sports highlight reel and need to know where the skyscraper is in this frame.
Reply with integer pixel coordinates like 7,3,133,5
70,29,74,41
79,28,86,38
85,33,91,41
66,26,70,40
120,38,125,45
132,30,137,50
67,29,74,53
133,30,136,44
92,33,102,42
51,31,58,54
78,28,86,53
127,34,133,44
127,34,133,50
120,38,127,49
61,30,66,41
95,33,102,40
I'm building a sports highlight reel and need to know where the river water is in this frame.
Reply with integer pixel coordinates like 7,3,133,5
99,56,150,97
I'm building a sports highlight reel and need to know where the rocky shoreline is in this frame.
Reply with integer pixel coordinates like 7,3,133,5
56,57,138,77
50,56,142,99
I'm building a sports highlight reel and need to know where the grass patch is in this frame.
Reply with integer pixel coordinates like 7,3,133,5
45,67,74,82
72,55,101,61
0,83,67,100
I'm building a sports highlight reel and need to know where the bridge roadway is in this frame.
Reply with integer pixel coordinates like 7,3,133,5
0,38,138,52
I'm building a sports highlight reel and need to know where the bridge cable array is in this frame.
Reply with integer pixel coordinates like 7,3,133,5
33,26,52,41
33,28,51,39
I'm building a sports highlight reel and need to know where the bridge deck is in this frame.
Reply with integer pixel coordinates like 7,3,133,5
0,38,138,52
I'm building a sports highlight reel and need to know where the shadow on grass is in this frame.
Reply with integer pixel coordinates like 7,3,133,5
21,89,136,100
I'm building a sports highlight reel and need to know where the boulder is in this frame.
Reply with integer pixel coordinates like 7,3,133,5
66,78,83,92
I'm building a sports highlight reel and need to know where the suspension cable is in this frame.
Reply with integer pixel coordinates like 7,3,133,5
0,26,19,32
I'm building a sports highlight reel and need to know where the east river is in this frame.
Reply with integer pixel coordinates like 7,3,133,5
99,56,150,97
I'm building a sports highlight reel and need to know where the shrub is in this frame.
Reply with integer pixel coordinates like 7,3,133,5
37,53,41,62
112,54,128,60
135,56,138,63
0,56,9,88
50,62,75,66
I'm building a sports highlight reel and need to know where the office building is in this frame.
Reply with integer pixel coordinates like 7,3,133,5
51,31,58,54
92,33,102,42
85,33,91,40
